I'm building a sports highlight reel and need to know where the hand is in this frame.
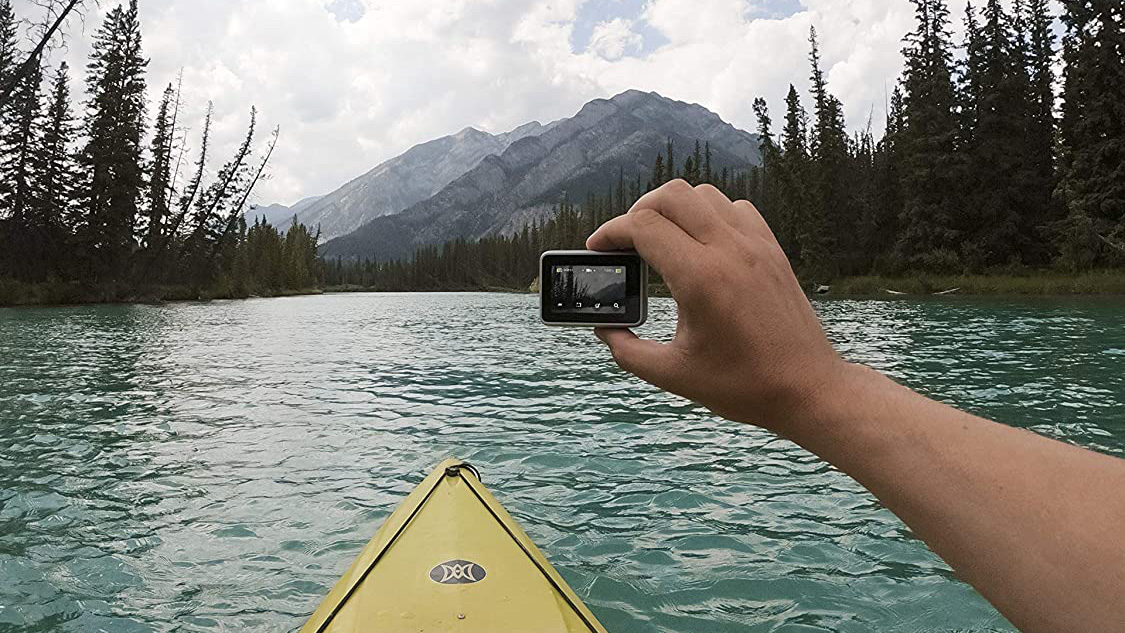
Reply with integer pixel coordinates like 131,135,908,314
587,179,848,432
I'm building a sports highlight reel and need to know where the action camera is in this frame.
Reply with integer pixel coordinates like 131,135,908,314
540,250,648,327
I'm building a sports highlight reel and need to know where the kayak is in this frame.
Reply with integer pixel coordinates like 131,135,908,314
299,459,609,633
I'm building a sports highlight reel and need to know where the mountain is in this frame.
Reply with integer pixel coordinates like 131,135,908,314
291,121,553,241
320,90,761,262
247,195,322,228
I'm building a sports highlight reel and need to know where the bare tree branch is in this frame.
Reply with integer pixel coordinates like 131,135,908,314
0,0,85,102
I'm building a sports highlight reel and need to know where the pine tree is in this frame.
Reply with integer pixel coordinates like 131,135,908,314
145,83,175,249
959,0,1039,270
775,84,811,261
79,0,149,281
1054,0,1125,268
0,1,15,99
752,96,779,238
1023,0,1059,257
665,138,675,181
806,27,852,277
867,87,905,271
0,55,44,276
688,140,703,185
896,0,964,272
650,153,665,189
703,141,713,184
28,62,79,277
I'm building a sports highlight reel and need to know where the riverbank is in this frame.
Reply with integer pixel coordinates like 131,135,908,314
823,270,1125,297
0,278,322,307
327,271,1125,299
8,271,1125,307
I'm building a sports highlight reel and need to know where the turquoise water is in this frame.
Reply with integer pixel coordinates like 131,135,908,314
1,293,1123,632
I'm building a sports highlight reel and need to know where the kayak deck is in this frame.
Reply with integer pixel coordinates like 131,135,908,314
300,459,608,633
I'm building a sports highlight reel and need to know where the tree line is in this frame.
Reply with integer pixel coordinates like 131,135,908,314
0,0,319,303
329,0,1124,291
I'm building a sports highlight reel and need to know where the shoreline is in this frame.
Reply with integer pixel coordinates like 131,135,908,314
5,271,1125,308
0,279,323,308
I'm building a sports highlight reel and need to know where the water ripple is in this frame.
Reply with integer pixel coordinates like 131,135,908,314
1,293,1123,632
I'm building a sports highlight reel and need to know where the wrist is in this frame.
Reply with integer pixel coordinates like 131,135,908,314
771,360,892,441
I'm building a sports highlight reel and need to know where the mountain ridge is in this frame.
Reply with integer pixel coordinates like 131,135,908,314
319,90,761,262
286,119,559,241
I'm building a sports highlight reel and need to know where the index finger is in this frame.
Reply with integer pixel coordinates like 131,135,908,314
586,208,699,286
628,180,724,243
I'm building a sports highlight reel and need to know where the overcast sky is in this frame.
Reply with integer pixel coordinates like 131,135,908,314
13,0,990,206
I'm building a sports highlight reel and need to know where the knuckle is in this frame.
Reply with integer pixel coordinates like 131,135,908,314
631,207,664,228
694,183,721,196
664,178,692,193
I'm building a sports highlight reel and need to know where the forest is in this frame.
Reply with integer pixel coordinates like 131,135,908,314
325,0,1125,293
0,0,320,305
3,0,1124,302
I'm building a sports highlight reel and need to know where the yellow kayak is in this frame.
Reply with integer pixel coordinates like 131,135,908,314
300,459,609,633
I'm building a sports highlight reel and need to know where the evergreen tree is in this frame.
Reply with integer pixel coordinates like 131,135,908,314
703,141,713,183
650,153,665,190
806,27,852,276
0,1,15,100
752,96,779,241
1053,0,1125,268
1054,0,1125,269
687,140,703,185
78,0,148,281
27,62,79,277
1022,0,1059,256
665,138,675,181
866,87,906,271
144,83,176,250
960,0,1039,269
775,84,811,261
896,0,964,272
0,55,44,278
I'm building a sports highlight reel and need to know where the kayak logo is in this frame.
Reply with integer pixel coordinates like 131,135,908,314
429,559,487,585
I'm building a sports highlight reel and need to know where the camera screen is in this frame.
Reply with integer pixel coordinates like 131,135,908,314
550,265,627,314
540,251,645,327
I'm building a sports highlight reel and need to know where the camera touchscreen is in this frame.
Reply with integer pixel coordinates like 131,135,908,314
540,251,647,327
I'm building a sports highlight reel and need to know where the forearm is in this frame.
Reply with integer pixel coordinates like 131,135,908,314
783,364,1125,633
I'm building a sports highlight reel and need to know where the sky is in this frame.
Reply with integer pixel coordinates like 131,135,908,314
12,0,991,207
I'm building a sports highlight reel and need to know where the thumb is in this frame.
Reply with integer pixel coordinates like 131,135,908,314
595,328,680,388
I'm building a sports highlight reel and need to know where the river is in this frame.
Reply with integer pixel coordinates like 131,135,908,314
1,293,1123,632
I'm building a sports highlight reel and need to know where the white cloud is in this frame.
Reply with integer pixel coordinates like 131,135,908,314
10,0,973,206
588,18,643,61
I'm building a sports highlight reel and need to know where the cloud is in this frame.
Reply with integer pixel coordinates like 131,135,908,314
588,18,643,60
10,0,974,206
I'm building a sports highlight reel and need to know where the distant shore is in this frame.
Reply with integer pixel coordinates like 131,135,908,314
0,279,322,308
6,271,1125,308
820,271,1125,298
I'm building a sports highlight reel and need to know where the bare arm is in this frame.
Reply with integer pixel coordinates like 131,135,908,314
587,180,1125,633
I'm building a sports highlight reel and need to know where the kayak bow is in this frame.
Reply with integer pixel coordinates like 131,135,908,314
300,459,609,633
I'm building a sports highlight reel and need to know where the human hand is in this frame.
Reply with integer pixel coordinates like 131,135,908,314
587,179,849,432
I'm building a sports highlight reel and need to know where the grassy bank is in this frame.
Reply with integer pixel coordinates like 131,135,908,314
0,278,322,307
826,270,1125,297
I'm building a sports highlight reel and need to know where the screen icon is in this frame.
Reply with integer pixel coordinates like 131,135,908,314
594,303,601,309
613,302,620,309
576,302,583,308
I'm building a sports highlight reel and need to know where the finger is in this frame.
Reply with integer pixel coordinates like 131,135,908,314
692,184,753,237
586,209,698,286
627,179,722,243
595,328,682,390
732,200,778,242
